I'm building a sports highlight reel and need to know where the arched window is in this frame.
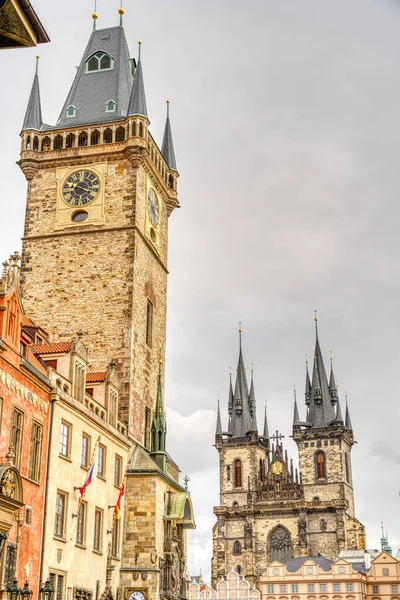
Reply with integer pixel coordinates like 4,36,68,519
33,136,39,151
233,541,242,555
66,105,77,117
233,501,239,507
345,453,350,484
158,431,162,451
132,121,137,137
41,136,51,151
26,135,31,150
139,122,144,137
103,128,113,144
65,133,75,148
268,525,292,563
86,51,114,72
90,130,100,145
236,565,242,575
168,174,174,189
234,459,242,488
321,519,327,532
54,135,63,150
78,131,88,147
315,451,326,480
106,99,116,113
116,126,125,142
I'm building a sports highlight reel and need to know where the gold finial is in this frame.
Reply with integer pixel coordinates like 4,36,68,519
314,309,318,321
330,350,333,362
118,7,125,14
305,354,308,365
217,395,220,404
238,321,242,333
251,363,254,373
92,12,98,18
36,54,39,59
138,40,142,45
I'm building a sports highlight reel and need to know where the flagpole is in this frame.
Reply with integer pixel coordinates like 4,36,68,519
72,435,101,518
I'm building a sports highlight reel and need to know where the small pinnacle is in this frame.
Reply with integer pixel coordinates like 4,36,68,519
314,309,318,321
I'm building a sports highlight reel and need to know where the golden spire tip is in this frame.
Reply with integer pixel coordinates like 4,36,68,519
314,309,318,321
92,12,98,18
118,7,125,14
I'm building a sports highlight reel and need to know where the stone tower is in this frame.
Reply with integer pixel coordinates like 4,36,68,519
18,17,179,441
212,323,366,588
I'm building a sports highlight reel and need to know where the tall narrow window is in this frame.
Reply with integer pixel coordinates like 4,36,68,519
28,421,43,482
345,452,350,483
315,451,326,480
73,360,85,402
81,434,90,468
114,455,122,487
146,300,153,347
4,543,17,586
49,573,65,600
144,407,151,449
11,408,24,468
111,519,119,557
93,508,103,551
97,444,106,478
76,501,86,546
233,540,242,555
108,390,118,427
55,491,66,538
59,421,71,458
234,459,242,488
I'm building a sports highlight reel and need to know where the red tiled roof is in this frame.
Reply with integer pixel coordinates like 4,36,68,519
86,372,106,383
32,342,72,355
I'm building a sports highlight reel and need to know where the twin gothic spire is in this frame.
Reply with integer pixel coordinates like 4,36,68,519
216,318,353,442
21,17,177,170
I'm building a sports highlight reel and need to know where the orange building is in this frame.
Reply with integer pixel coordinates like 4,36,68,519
0,252,52,594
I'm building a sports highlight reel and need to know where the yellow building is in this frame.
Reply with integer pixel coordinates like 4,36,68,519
258,552,400,600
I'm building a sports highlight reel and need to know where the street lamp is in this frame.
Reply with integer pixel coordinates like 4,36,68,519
39,581,54,600
21,582,33,600
6,579,22,600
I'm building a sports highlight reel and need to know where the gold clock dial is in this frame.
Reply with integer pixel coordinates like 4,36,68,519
62,170,100,207
271,461,283,475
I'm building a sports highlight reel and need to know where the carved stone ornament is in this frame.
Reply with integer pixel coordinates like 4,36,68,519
141,573,147,581
150,551,157,564
133,573,139,581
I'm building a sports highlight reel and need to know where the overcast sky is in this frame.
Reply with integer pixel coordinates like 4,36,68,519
1,0,400,583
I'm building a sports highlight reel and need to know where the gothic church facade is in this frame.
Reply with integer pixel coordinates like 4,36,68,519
212,323,366,588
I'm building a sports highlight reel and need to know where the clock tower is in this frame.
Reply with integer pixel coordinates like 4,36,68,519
18,15,179,441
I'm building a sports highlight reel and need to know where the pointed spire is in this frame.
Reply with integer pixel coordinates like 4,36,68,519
329,352,338,405
161,100,178,171
22,56,43,131
127,41,148,118
151,358,167,472
92,0,98,31
249,365,258,433
229,324,252,438
216,396,222,439
332,396,344,425
345,392,353,430
308,313,336,428
293,387,301,428
118,4,125,26
305,355,311,406
263,401,269,440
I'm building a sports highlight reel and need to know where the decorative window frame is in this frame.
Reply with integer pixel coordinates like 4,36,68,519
66,105,77,118
106,99,116,113
85,51,115,74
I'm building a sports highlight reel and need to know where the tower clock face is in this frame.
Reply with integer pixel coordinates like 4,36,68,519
62,170,100,206
271,461,283,475
129,594,145,600
148,188,159,227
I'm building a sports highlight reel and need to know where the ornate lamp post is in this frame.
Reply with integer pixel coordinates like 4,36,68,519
39,581,54,600
6,580,22,600
21,582,33,600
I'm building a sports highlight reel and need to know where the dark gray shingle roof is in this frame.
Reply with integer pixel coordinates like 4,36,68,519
57,25,133,128
161,110,178,171
285,556,333,572
127,56,148,118
22,70,42,131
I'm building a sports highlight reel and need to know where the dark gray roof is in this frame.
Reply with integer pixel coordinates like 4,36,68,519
227,333,256,439
345,398,353,430
263,402,269,439
293,397,301,427
161,110,178,171
57,25,133,128
306,325,336,428
333,397,344,425
285,556,333,572
127,55,148,118
215,400,222,437
22,69,42,131
248,371,258,432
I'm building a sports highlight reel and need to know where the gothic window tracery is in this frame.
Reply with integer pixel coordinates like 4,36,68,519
268,525,292,564
233,540,241,555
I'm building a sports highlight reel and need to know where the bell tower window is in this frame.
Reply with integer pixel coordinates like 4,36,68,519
86,51,114,73
234,459,242,488
315,451,326,480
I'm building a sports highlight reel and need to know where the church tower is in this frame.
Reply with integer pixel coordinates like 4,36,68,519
292,315,365,556
18,11,179,441
212,321,366,589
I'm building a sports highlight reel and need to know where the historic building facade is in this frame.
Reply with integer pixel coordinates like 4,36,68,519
0,253,52,594
212,322,366,588
16,9,195,600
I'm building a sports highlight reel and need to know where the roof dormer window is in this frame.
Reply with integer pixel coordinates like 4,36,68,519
86,51,114,73
66,105,77,117
106,99,116,113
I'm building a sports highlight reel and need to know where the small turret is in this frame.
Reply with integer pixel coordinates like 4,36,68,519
127,41,148,118
293,388,301,429
305,356,311,406
161,100,178,171
150,360,167,472
22,56,43,132
215,397,222,443
345,393,353,431
263,401,269,440
329,354,338,405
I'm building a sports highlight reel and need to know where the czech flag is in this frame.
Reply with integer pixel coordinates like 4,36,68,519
78,460,95,497
113,483,125,520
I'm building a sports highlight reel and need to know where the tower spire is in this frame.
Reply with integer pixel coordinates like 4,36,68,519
345,392,353,430
305,355,311,406
249,365,258,433
92,0,98,31
127,41,148,118
118,6,125,26
161,100,178,171
308,313,336,428
22,56,43,131
229,324,252,439
263,401,269,440
215,396,222,441
151,359,167,472
329,352,338,405
293,386,301,428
